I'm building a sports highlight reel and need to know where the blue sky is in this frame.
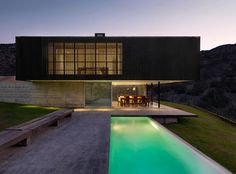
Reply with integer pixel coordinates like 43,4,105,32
0,0,235,50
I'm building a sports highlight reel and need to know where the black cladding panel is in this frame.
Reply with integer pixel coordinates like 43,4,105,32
16,36,200,80
16,37,43,80
123,37,200,80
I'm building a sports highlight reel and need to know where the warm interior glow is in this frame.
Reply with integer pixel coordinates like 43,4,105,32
48,42,123,75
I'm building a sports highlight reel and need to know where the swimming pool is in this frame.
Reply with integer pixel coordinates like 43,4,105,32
109,117,230,174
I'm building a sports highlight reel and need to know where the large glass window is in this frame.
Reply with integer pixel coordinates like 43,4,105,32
107,43,117,75
48,43,53,74
54,43,64,75
96,43,107,75
65,43,74,75
48,42,123,75
117,43,123,75
75,43,85,75
86,43,95,75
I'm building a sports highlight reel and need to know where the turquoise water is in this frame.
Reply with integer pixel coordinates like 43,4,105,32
109,117,227,174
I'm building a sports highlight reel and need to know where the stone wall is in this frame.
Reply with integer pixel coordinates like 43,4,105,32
0,81,85,108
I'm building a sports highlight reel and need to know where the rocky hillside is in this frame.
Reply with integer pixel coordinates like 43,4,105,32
0,44,15,75
159,44,236,122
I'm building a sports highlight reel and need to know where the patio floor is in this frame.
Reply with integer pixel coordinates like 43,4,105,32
0,104,196,174
76,102,197,118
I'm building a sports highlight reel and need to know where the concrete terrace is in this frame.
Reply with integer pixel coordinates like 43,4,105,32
0,104,196,174
80,103,196,117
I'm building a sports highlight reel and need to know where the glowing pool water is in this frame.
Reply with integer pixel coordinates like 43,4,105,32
109,117,230,174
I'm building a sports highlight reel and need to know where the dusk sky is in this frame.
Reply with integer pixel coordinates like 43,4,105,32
0,0,235,50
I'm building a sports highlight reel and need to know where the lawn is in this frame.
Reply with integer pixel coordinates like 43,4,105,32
162,101,236,173
0,102,60,131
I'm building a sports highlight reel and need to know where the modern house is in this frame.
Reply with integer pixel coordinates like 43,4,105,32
7,34,199,107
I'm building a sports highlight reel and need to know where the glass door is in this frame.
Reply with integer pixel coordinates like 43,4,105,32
85,82,112,106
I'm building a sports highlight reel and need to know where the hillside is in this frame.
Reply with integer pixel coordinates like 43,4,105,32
0,44,15,75
159,44,236,122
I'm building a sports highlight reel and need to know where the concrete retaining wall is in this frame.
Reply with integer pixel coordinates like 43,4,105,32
0,81,85,107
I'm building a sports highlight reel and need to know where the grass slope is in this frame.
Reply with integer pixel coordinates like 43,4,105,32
0,102,59,131
162,101,236,173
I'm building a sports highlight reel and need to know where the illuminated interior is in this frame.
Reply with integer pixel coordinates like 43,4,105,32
48,42,122,75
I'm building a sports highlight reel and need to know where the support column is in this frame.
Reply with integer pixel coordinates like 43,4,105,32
110,82,112,107
150,83,153,105
158,81,160,108
144,84,148,97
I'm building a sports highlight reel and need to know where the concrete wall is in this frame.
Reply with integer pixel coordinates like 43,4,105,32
0,81,85,108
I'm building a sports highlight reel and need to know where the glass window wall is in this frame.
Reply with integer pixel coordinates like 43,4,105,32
48,42,123,75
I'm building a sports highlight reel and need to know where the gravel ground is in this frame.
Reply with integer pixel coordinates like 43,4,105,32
0,112,110,174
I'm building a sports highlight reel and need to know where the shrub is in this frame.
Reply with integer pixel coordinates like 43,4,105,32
174,85,187,94
200,89,229,108
186,83,205,96
227,105,236,115
210,80,224,88
224,80,236,93
159,85,172,93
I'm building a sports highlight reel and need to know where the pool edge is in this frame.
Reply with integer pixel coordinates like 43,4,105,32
149,118,232,174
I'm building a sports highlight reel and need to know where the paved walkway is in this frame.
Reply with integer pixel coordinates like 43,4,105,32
0,104,196,174
0,112,110,174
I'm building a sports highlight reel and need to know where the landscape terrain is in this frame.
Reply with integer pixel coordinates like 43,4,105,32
158,44,236,122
